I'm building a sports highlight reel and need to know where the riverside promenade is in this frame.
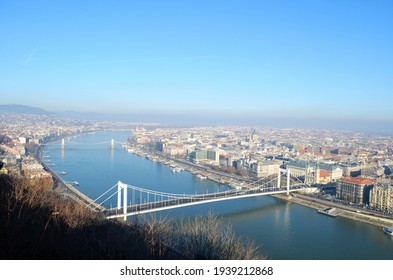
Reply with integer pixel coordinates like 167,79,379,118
274,193,393,229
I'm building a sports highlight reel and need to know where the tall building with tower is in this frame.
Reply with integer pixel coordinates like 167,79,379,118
286,161,320,184
285,161,343,184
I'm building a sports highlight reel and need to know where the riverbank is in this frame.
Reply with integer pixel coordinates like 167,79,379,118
41,149,105,211
38,134,106,211
127,146,251,189
273,193,393,229
128,143,393,230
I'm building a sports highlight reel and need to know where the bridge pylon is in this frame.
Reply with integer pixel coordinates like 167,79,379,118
117,181,128,220
278,168,291,195
111,139,115,149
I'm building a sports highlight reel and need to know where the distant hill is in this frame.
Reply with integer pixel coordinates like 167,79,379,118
0,104,55,115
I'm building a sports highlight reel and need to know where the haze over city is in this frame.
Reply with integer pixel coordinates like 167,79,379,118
0,0,392,130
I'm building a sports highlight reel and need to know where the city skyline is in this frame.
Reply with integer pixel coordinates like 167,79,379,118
1,1,392,127
1,103,393,134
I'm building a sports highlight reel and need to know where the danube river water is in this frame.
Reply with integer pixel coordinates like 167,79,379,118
45,131,393,259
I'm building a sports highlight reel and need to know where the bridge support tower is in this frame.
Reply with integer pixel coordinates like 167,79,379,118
278,169,291,195
117,181,128,220
111,139,115,149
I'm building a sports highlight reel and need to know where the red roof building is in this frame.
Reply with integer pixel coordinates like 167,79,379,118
336,177,374,205
340,177,373,185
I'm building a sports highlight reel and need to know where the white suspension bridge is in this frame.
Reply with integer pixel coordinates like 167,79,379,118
41,138,126,149
86,169,312,220
43,138,313,220
59,138,126,149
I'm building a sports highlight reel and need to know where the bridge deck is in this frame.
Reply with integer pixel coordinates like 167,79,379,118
105,186,307,219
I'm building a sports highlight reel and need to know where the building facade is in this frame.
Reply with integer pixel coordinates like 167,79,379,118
189,150,219,165
369,184,393,211
286,161,320,184
251,160,281,178
319,163,343,182
285,161,343,184
336,177,373,205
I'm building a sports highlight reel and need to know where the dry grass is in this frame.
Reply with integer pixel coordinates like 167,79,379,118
0,174,264,260
140,212,265,260
0,175,152,259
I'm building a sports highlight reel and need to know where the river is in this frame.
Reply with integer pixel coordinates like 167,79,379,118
44,131,393,259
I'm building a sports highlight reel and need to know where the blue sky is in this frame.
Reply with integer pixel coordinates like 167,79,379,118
0,0,392,125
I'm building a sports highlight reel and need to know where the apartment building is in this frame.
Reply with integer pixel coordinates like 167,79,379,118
336,177,373,205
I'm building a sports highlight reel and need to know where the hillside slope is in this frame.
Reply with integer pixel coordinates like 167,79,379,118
0,175,163,259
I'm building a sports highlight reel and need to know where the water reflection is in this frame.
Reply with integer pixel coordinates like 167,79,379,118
110,147,115,163
61,146,65,161
282,200,291,231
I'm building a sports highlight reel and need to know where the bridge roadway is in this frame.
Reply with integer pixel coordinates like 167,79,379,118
104,185,307,219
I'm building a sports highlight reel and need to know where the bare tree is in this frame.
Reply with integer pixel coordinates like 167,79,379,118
142,212,264,260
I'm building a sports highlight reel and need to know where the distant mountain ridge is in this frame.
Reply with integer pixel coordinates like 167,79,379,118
0,104,55,115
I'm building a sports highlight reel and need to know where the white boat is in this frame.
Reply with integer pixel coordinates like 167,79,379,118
61,171,66,175
171,167,182,173
73,181,79,186
383,228,393,236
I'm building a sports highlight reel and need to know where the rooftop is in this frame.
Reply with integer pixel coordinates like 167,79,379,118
340,177,373,185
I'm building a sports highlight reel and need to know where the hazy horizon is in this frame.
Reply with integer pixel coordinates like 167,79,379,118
59,109,393,131
1,1,392,131
1,103,392,134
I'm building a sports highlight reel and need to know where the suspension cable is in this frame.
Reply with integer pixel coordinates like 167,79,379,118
96,189,121,207
88,183,119,206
